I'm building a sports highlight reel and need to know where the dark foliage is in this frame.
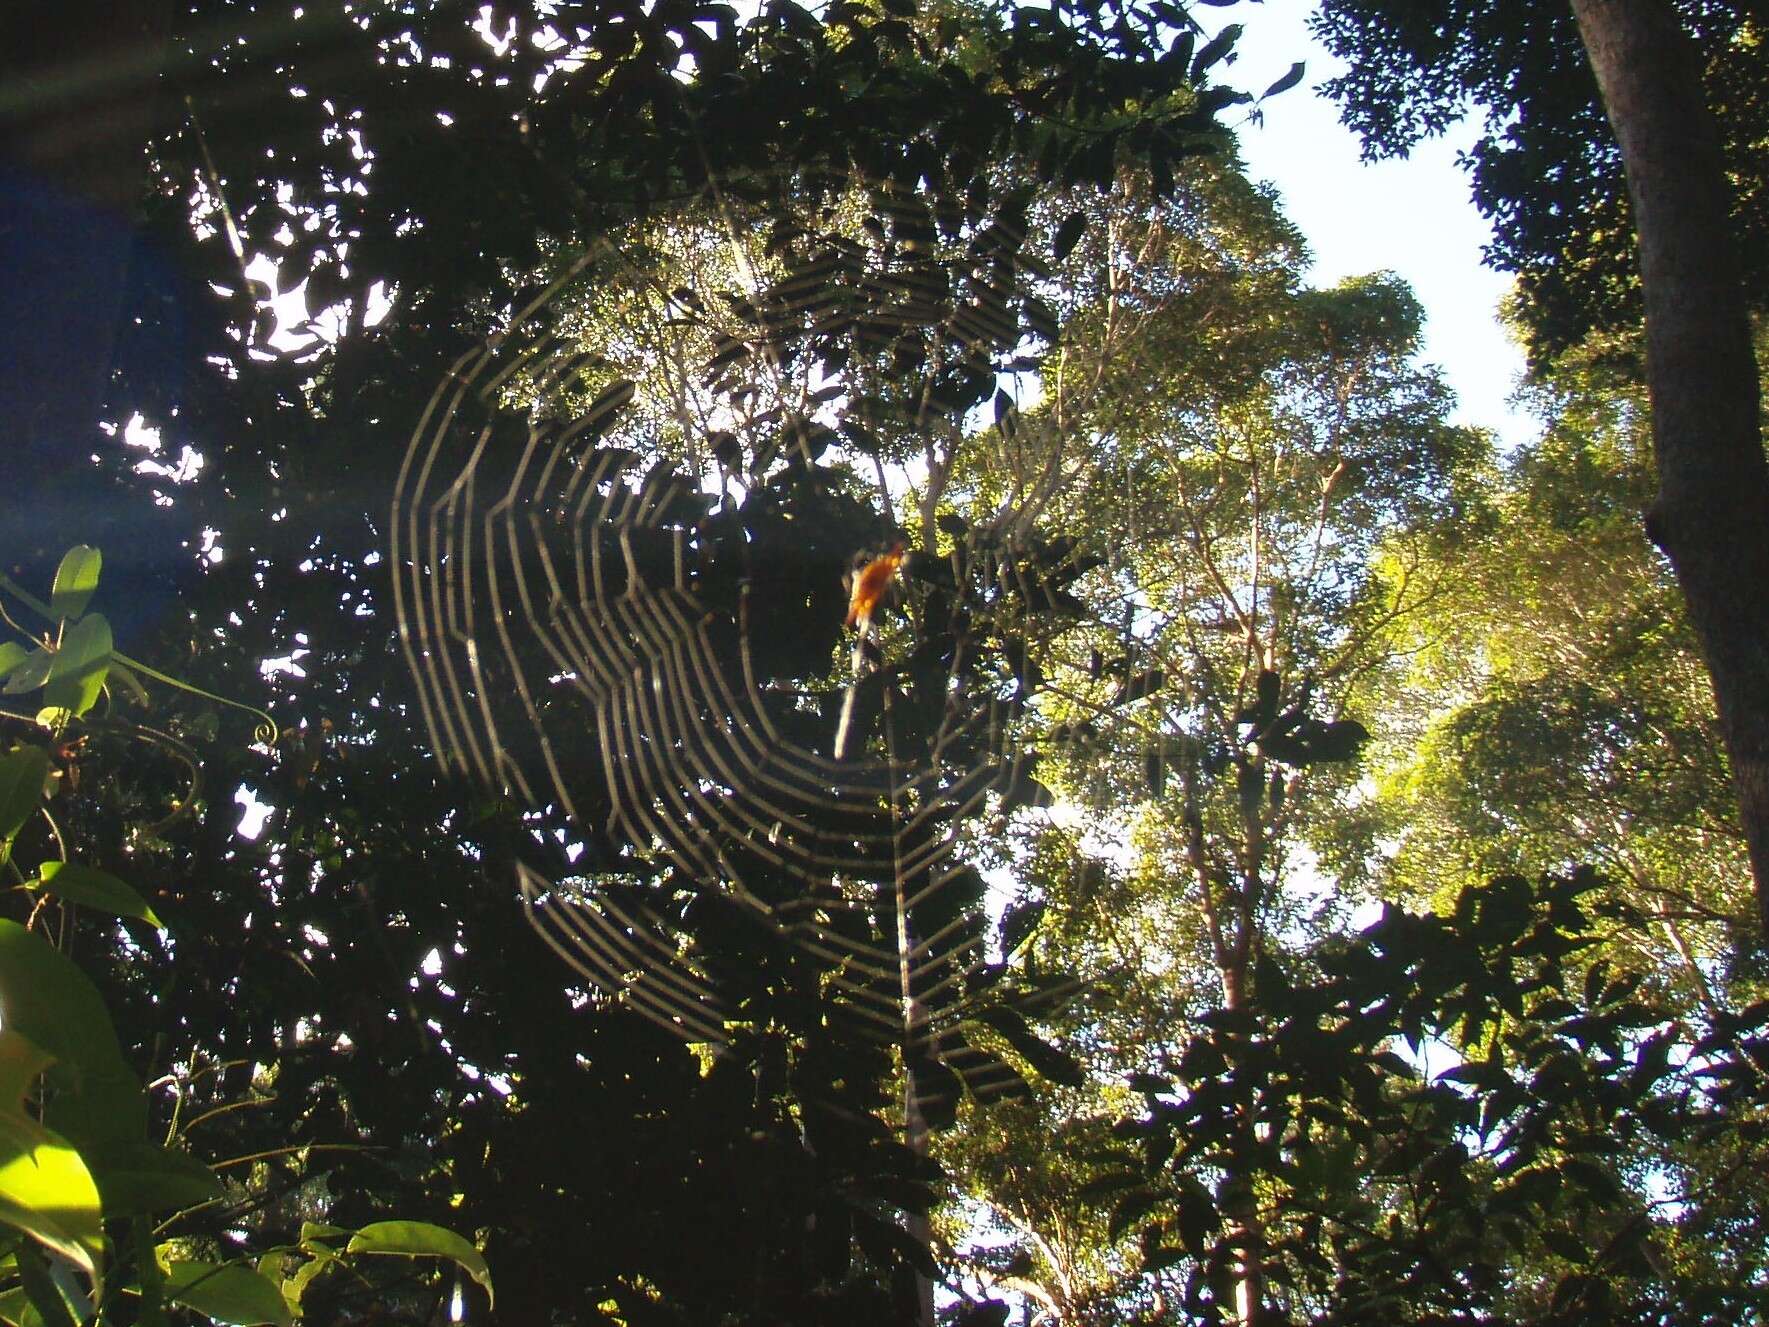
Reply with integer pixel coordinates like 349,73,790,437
1101,867,1769,1325
0,0,1257,1320
1309,0,1769,365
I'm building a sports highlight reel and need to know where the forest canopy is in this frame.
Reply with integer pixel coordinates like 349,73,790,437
2,1,1767,1325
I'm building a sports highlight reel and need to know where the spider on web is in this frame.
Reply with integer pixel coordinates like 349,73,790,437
390,169,1104,1135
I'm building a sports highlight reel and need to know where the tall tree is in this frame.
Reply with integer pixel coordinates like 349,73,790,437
1349,326,1757,1017
931,159,1487,1323
1314,0,1769,930
1567,0,1769,933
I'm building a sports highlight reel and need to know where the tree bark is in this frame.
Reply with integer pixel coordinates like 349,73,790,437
1569,0,1769,931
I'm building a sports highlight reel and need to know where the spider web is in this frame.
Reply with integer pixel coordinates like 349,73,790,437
391,171,1089,1117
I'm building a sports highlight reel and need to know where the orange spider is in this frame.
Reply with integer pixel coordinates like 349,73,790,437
844,540,908,633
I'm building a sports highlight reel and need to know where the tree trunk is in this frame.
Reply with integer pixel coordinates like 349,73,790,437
1569,0,1769,931
1218,852,1265,1327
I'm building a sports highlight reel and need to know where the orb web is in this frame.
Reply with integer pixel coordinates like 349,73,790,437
392,173,1088,1112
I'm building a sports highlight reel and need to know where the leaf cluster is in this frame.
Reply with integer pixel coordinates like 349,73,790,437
1310,0,1769,365
1099,867,1769,1325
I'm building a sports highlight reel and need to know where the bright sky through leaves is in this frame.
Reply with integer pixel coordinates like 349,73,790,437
1229,6,1540,451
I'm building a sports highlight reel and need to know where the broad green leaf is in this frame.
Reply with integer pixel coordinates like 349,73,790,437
42,615,111,719
41,1060,148,1155
78,1140,221,1217
297,1222,349,1250
974,1007,1085,1087
33,862,163,928
0,1035,54,1122
0,750,52,861
0,922,125,1086
0,922,144,1151
278,1249,336,1313
162,1262,292,1327
13,1244,75,1327
998,900,1044,959
0,1035,102,1278
47,549,100,623
105,662,149,706
0,651,51,697
30,711,72,735
1107,1186,1162,1241
0,1284,42,1327
0,645,27,684
347,1221,493,1306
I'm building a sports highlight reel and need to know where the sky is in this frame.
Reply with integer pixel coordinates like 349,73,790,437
1221,6,1541,452
239,5,1542,451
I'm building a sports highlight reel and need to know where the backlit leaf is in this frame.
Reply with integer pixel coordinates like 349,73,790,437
0,750,52,858
42,614,111,718
33,862,163,928
0,1035,102,1278
47,548,100,622
347,1221,493,1307
163,1262,293,1327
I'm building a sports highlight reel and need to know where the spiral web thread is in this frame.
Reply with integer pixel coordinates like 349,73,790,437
391,174,1080,1112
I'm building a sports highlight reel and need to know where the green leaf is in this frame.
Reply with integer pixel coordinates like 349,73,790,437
1108,1186,1161,1240
0,921,127,1086
163,1262,293,1327
0,1118,102,1279
0,645,27,684
0,1283,43,1327
298,1221,350,1248
278,1248,336,1312
47,548,101,622
0,650,52,697
14,1243,77,1327
0,1032,53,1108
42,614,111,719
105,662,150,706
0,750,52,860
0,1035,103,1278
30,711,72,736
998,900,1044,959
41,1059,147,1155
1560,1157,1624,1203
0,921,144,1151
346,1221,493,1306
79,1140,221,1217
909,1055,963,1132
32,862,163,928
